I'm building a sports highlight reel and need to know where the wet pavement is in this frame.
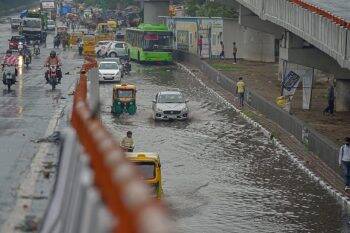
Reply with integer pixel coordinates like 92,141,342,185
0,15,80,228
100,64,350,233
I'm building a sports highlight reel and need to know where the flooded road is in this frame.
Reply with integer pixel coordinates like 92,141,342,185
101,64,350,233
0,15,80,226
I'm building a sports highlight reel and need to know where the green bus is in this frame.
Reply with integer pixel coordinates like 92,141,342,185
125,24,173,62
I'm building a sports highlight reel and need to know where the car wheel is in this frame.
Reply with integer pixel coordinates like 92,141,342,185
110,52,117,58
97,50,102,57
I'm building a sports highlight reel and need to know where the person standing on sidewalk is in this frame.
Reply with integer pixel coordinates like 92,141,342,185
339,137,350,190
232,42,238,63
236,77,245,108
323,81,335,116
220,41,225,59
197,35,203,57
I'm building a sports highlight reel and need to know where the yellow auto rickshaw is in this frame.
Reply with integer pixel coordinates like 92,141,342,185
112,84,137,115
69,32,83,47
126,153,163,199
83,35,96,56
107,20,117,32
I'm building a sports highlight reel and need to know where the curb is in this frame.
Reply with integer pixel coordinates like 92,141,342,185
176,62,350,209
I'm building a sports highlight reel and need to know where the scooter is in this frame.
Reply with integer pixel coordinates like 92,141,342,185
24,54,31,69
33,44,40,57
78,43,83,56
47,65,59,90
2,65,16,91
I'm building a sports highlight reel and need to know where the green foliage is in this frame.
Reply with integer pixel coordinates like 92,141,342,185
77,0,135,9
184,0,237,18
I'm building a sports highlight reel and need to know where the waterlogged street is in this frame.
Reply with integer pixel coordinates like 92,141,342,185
101,64,350,233
0,15,80,227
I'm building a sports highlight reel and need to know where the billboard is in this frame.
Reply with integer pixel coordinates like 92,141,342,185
42,1,55,9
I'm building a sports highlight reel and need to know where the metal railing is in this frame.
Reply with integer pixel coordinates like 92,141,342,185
40,57,171,233
235,0,350,69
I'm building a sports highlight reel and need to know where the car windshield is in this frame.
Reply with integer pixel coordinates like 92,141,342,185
23,19,41,28
99,63,118,70
158,93,184,103
134,162,156,180
118,89,133,98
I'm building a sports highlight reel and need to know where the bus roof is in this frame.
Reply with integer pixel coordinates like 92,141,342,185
128,23,170,32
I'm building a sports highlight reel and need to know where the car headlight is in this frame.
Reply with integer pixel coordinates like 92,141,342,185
156,107,162,112
183,107,189,112
98,72,102,77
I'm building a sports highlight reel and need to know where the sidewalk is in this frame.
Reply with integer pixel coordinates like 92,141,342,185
207,59,350,146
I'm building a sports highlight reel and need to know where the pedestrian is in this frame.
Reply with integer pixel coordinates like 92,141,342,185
339,137,350,190
232,42,237,63
236,77,245,108
121,131,134,152
323,81,335,115
220,41,225,59
197,35,203,57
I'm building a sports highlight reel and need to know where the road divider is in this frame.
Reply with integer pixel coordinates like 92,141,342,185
40,57,172,233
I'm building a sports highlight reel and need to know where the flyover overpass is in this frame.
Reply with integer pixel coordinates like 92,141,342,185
232,0,350,111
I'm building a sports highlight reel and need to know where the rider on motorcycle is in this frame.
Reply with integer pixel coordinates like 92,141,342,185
45,51,62,83
22,45,32,63
33,40,40,55
2,50,18,82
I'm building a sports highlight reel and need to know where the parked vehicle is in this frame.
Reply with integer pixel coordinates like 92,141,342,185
107,41,128,58
98,61,122,82
2,65,16,91
111,83,137,115
152,91,189,121
126,153,163,199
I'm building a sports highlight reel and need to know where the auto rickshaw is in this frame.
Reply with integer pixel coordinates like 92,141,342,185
83,35,96,56
112,84,137,115
107,20,117,32
126,153,163,199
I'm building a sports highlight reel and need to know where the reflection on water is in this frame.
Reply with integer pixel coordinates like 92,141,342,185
101,64,350,233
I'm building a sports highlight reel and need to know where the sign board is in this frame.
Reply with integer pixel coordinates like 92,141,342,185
41,2,55,9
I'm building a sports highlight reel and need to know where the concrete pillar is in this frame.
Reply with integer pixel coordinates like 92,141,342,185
143,0,169,24
336,79,350,111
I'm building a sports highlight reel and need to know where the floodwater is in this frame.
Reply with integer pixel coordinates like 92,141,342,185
100,64,350,233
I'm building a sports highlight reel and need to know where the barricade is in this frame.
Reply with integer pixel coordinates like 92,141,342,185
40,57,171,233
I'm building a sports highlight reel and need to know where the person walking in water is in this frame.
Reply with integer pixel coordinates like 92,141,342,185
236,77,245,108
232,42,238,63
339,137,350,190
121,131,135,152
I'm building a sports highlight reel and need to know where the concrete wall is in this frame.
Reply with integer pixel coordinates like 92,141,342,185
144,1,169,24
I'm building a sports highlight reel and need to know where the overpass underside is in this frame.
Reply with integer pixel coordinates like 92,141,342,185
233,0,350,111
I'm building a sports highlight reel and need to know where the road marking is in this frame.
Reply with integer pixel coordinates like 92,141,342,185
1,83,76,232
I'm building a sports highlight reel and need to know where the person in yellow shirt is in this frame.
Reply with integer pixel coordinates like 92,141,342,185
236,77,245,108
121,131,134,152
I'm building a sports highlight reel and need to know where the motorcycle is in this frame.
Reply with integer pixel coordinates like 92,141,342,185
53,37,60,49
33,44,40,56
123,61,131,76
18,43,24,56
2,65,16,91
78,43,83,56
24,54,31,69
47,65,59,90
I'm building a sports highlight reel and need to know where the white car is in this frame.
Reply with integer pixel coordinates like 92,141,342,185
98,61,122,82
95,41,112,57
107,41,128,58
152,91,189,121
47,20,56,31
